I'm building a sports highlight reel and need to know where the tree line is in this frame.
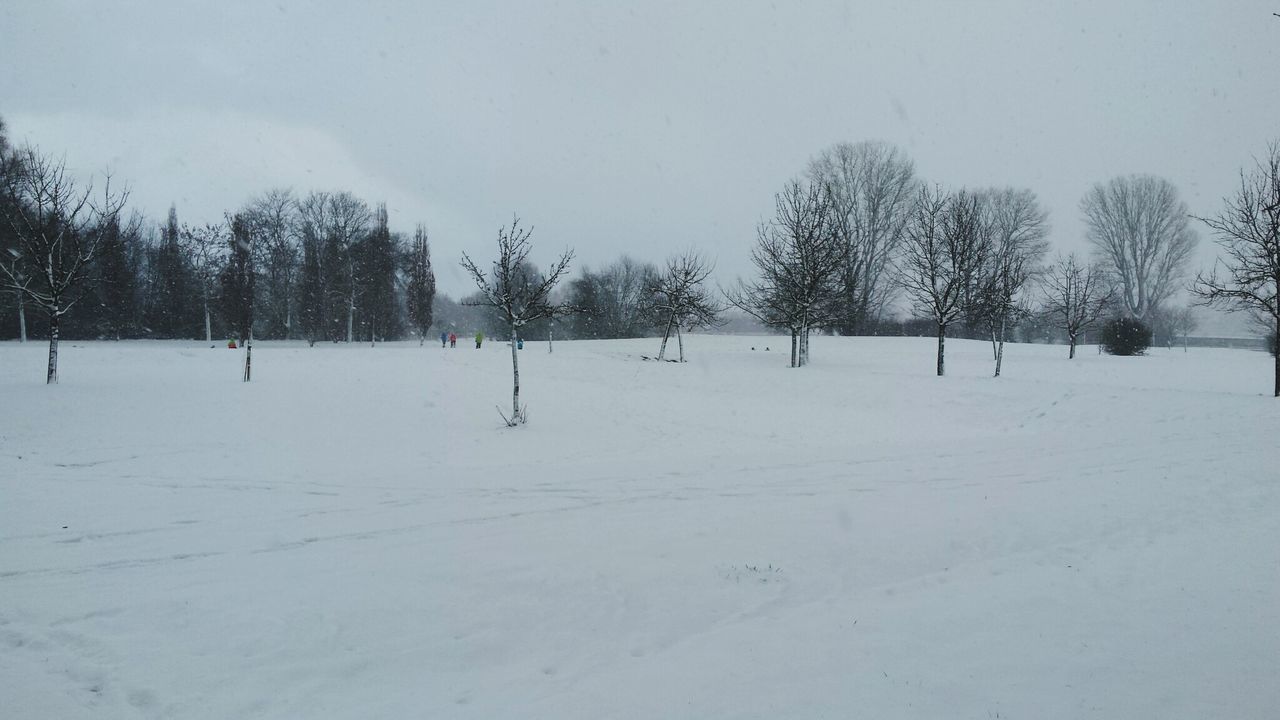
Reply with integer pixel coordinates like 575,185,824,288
4,115,1279,395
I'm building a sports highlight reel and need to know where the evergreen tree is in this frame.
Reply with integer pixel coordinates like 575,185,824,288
145,205,195,338
92,213,145,339
218,214,255,343
356,204,402,343
405,223,436,345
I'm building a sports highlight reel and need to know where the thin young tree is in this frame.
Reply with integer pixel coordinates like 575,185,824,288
649,251,723,362
1193,142,1280,396
405,224,436,345
971,188,1050,376
0,147,126,382
460,216,573,426
1082,175,1197,321
898,187,993,376
1041,253,1113,359
1167,305,1198,352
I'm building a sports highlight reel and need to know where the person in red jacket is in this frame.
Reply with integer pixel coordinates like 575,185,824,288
448,332,457,348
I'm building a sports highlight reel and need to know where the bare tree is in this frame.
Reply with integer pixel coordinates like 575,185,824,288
244,188,299,339
728,180,845,367
1082,175,1197,320
1193,142,1280,396
181,222,227,344
971,188,1050,376
1166,305,1198,352
0,147,126,382
898,187,993,376
649,251,723,362
807,141,916,334
568,256,658,340
1041,253,1114,359
328,192,372,343
461,216,573,426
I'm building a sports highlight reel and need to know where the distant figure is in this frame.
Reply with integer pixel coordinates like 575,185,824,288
475,331,484,349
440,331,448,348
227,339,237,349
517,338,524,350
449,332,457,348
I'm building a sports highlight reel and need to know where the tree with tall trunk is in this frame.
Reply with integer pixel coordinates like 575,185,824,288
1192,142,1280,396
807,141,916,335
970,188,1050,376
461,216,573,426
182,221,227,344
244,188,298,339
328,192,371,343
1082,175,1197,321
0,146,126,382
898,187,993,376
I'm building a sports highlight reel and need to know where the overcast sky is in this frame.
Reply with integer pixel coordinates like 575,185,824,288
3,1,1278,301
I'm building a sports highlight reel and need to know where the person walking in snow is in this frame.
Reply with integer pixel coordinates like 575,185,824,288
440,331,448,348
475,331,484,349
449,332,457,348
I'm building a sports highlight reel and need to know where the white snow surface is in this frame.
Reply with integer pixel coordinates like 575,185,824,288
1,336,1278,719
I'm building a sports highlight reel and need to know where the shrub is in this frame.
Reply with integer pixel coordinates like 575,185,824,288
1101,317,1152,356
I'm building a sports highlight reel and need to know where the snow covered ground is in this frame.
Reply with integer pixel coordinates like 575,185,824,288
2,335,1277,719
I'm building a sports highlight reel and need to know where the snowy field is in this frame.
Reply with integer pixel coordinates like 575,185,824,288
2,335,1278,719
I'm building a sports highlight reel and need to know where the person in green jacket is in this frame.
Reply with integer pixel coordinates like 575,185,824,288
475,331,484,349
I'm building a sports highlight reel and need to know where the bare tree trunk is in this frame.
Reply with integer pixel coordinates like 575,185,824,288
17,291,26,343
993,316,1003,379
1274,316,1279,398
510,324,521,421
1068,333,1077,359
47,309,60,384
936,323,945,377
658,312,674,360
548,321,553,353
676,324,685,362
790,329,798,367
243,337,252,382
994,318,1006,377
203,295,212,344
990,325,998,360
347,291,355,344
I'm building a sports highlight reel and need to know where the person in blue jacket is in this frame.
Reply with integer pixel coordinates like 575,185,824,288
439,331,448,348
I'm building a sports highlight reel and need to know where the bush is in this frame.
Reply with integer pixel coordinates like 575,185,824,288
1101,317,1152,356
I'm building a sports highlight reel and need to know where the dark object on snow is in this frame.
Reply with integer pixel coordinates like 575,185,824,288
1101,317,1152,356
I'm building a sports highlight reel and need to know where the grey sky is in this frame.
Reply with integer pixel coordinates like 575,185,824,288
3,1,1277,302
